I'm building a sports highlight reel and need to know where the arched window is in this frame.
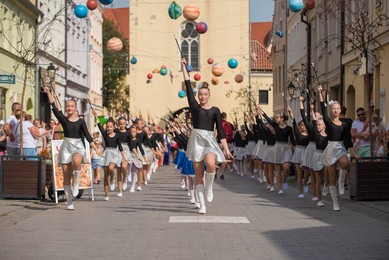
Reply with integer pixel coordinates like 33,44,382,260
180,22,199,70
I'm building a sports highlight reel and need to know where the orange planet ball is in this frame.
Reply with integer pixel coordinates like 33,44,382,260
107,37,123,52
211,77,219,85
183,5,200,21
235,74,244,83
212,64,224,77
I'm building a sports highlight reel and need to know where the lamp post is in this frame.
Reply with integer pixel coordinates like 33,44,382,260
288,82,296,100
47,63,56,83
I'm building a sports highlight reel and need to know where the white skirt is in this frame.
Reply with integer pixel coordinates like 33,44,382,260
312,149,324,171
301,142,316,169
262,144,274,163
271,142,292,164
252,141,262,158
234,146,248,160
99,147,122,167
258,143,267,160
58,137,87,164
142,144,154,162
321,141,348,166
246,141,256,155
187,128,225,164
130,151,143,169
120,143,132,163
291,145,306,164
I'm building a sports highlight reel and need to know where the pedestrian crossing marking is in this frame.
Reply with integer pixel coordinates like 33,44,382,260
169,216,250,223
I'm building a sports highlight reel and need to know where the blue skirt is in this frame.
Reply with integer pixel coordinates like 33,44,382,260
181,155,195,176
175,150,185,169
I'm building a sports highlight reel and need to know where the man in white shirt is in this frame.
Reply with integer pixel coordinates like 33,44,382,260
3,102,21,156
351,107,378,157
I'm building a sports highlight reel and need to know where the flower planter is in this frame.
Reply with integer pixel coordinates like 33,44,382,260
349,158,389,200
0,155,46,200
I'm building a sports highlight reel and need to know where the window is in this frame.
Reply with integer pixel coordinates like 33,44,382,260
181,22,199,70
259,90,269,104
181,81,196,91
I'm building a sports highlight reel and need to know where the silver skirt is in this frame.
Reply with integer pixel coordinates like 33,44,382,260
291,145,306,164
252,141,262,158
262,144,274,163
312,149,324,171
99,147,122,167
234,146,248,160
271,142,292,164
301,142,316,169
120,143,132,163
130,151,143,168
321,141,348,166
246,141,256,155
142,144,154,161
187,128,225,164
258,143,267,160
58,137,87,164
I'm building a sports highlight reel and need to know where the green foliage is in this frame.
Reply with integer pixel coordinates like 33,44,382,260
102,19,129,112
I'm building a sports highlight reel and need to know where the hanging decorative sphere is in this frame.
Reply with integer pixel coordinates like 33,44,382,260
224,80,230,84
86,0,98,10
194,74,201,81
211,77,219,85
130,56,137,64
107,37,123,52
160,67,168,76
207,57,214,65
74,5,88,18
289,0,304,12
275,30,284,38
235,74,244,83
168,1,182,20
193,88,198,94
98,0,113,5
212,64,224,77
147,73,153,79
227,58,238,69
152,68,159,74
186,64,193,72
183,5,200,21
178,90,187,98
161,65,167,69
196,22,208,34
305,0,316,10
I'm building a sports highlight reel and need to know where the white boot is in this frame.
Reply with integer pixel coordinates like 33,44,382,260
64,185,74,210
329,186,340,211
338,169,347,195
205,172,215,202
196,184,206,214
72,170,81,197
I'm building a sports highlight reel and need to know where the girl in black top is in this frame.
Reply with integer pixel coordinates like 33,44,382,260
128,126,147,193
317,85,350,211
182,58,233,214
244,115,257,179
115,117,131,195
252,114,267,183
233,128,249,177
259,107,296,194
44,86,100,210
287,106,309,199
93,111,126,201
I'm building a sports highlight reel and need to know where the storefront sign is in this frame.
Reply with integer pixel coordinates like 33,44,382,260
0,74,15,84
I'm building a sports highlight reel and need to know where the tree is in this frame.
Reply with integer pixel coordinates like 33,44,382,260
102,19,129,114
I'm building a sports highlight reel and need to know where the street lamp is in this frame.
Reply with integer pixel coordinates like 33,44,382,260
47,63,56,83
288,82,296,99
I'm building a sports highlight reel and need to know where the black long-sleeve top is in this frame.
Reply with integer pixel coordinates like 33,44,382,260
149,132,159,149
185,80,225,140
233,132,248,147
136,131,153,148
257,117,276,146
115,129,130,143
254,116,267,143
174,135,186,150
244,121,257,142
292,119,309,146
320,102,348,142
50,102,93,143
300,108,315,142
129,137,145,155
340,117,353,150
97,123,123,151
313,121,328,150
263,113,296,145
253,124,264,143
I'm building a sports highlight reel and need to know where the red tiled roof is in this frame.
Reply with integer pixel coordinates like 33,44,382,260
103,8,129,40
251,22,272,47
251,41,272,70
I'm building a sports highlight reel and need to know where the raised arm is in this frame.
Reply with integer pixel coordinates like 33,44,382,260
181,58,197,111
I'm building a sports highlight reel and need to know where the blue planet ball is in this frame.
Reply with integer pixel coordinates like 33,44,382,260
186,64,193,72
160,67,168,76
228,58,238,69
193,88,198,94
275,30,284,38
289,0,304,12
74,5,88,18
130,56,137,64
99,0,113,5
178,90,186,98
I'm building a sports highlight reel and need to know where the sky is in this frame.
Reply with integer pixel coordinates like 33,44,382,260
107,0,274,22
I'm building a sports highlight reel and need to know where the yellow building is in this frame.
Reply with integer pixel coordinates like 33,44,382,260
129,0,272,125
0,0,42,119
